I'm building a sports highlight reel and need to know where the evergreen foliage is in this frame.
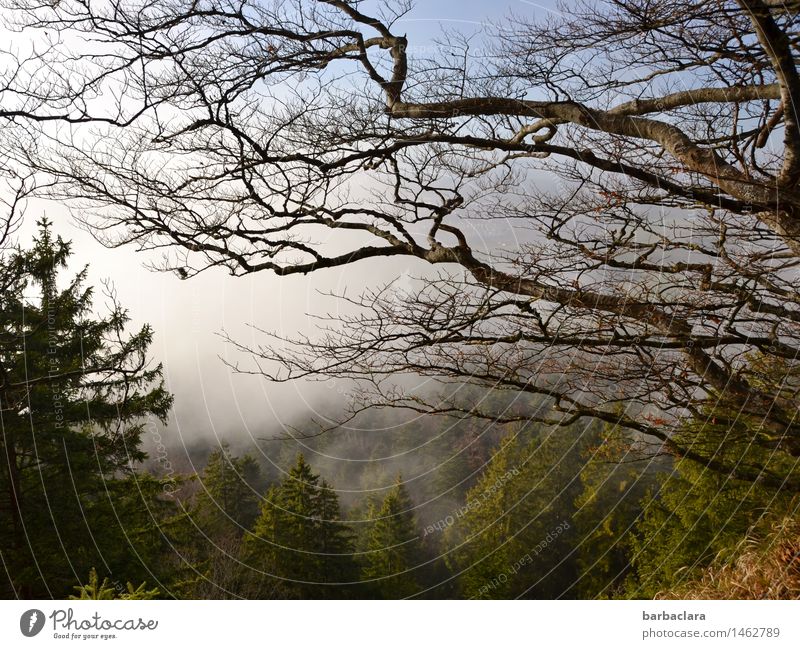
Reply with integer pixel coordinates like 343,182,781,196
194,442,262,538
445,421,599,598
0,220,176,598
69,568,160,600
244,454,358,597
362,478,421,598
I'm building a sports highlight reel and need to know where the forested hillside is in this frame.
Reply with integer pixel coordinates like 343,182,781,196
3,225,797,599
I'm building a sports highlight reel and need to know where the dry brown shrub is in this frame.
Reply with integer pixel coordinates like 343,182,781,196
657,515,800,600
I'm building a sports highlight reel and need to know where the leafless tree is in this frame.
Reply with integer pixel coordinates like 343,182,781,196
0,6,162,246
8,0,800,484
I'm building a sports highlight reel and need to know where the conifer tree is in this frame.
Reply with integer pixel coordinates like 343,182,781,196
626,357,800,597
445,421,595,598
69,568,160,600
628,423,797,596
244,454,357,598
362,478,421,598
195,442,262,538
0,219,174,597
572,422,662,598
315,480,359,587
444,435,523,599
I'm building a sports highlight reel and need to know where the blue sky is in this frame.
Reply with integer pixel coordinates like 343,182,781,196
390,0,560,40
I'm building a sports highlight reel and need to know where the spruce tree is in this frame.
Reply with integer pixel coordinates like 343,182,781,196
362,478,420,598
572,421,662,598
0,219,174,597
627,417,797,597
69,568,160,600
315,479,359,587
195,442,262,538
444,421,595,599
444,434,522,599
244,454,357,598
626,357,800,597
